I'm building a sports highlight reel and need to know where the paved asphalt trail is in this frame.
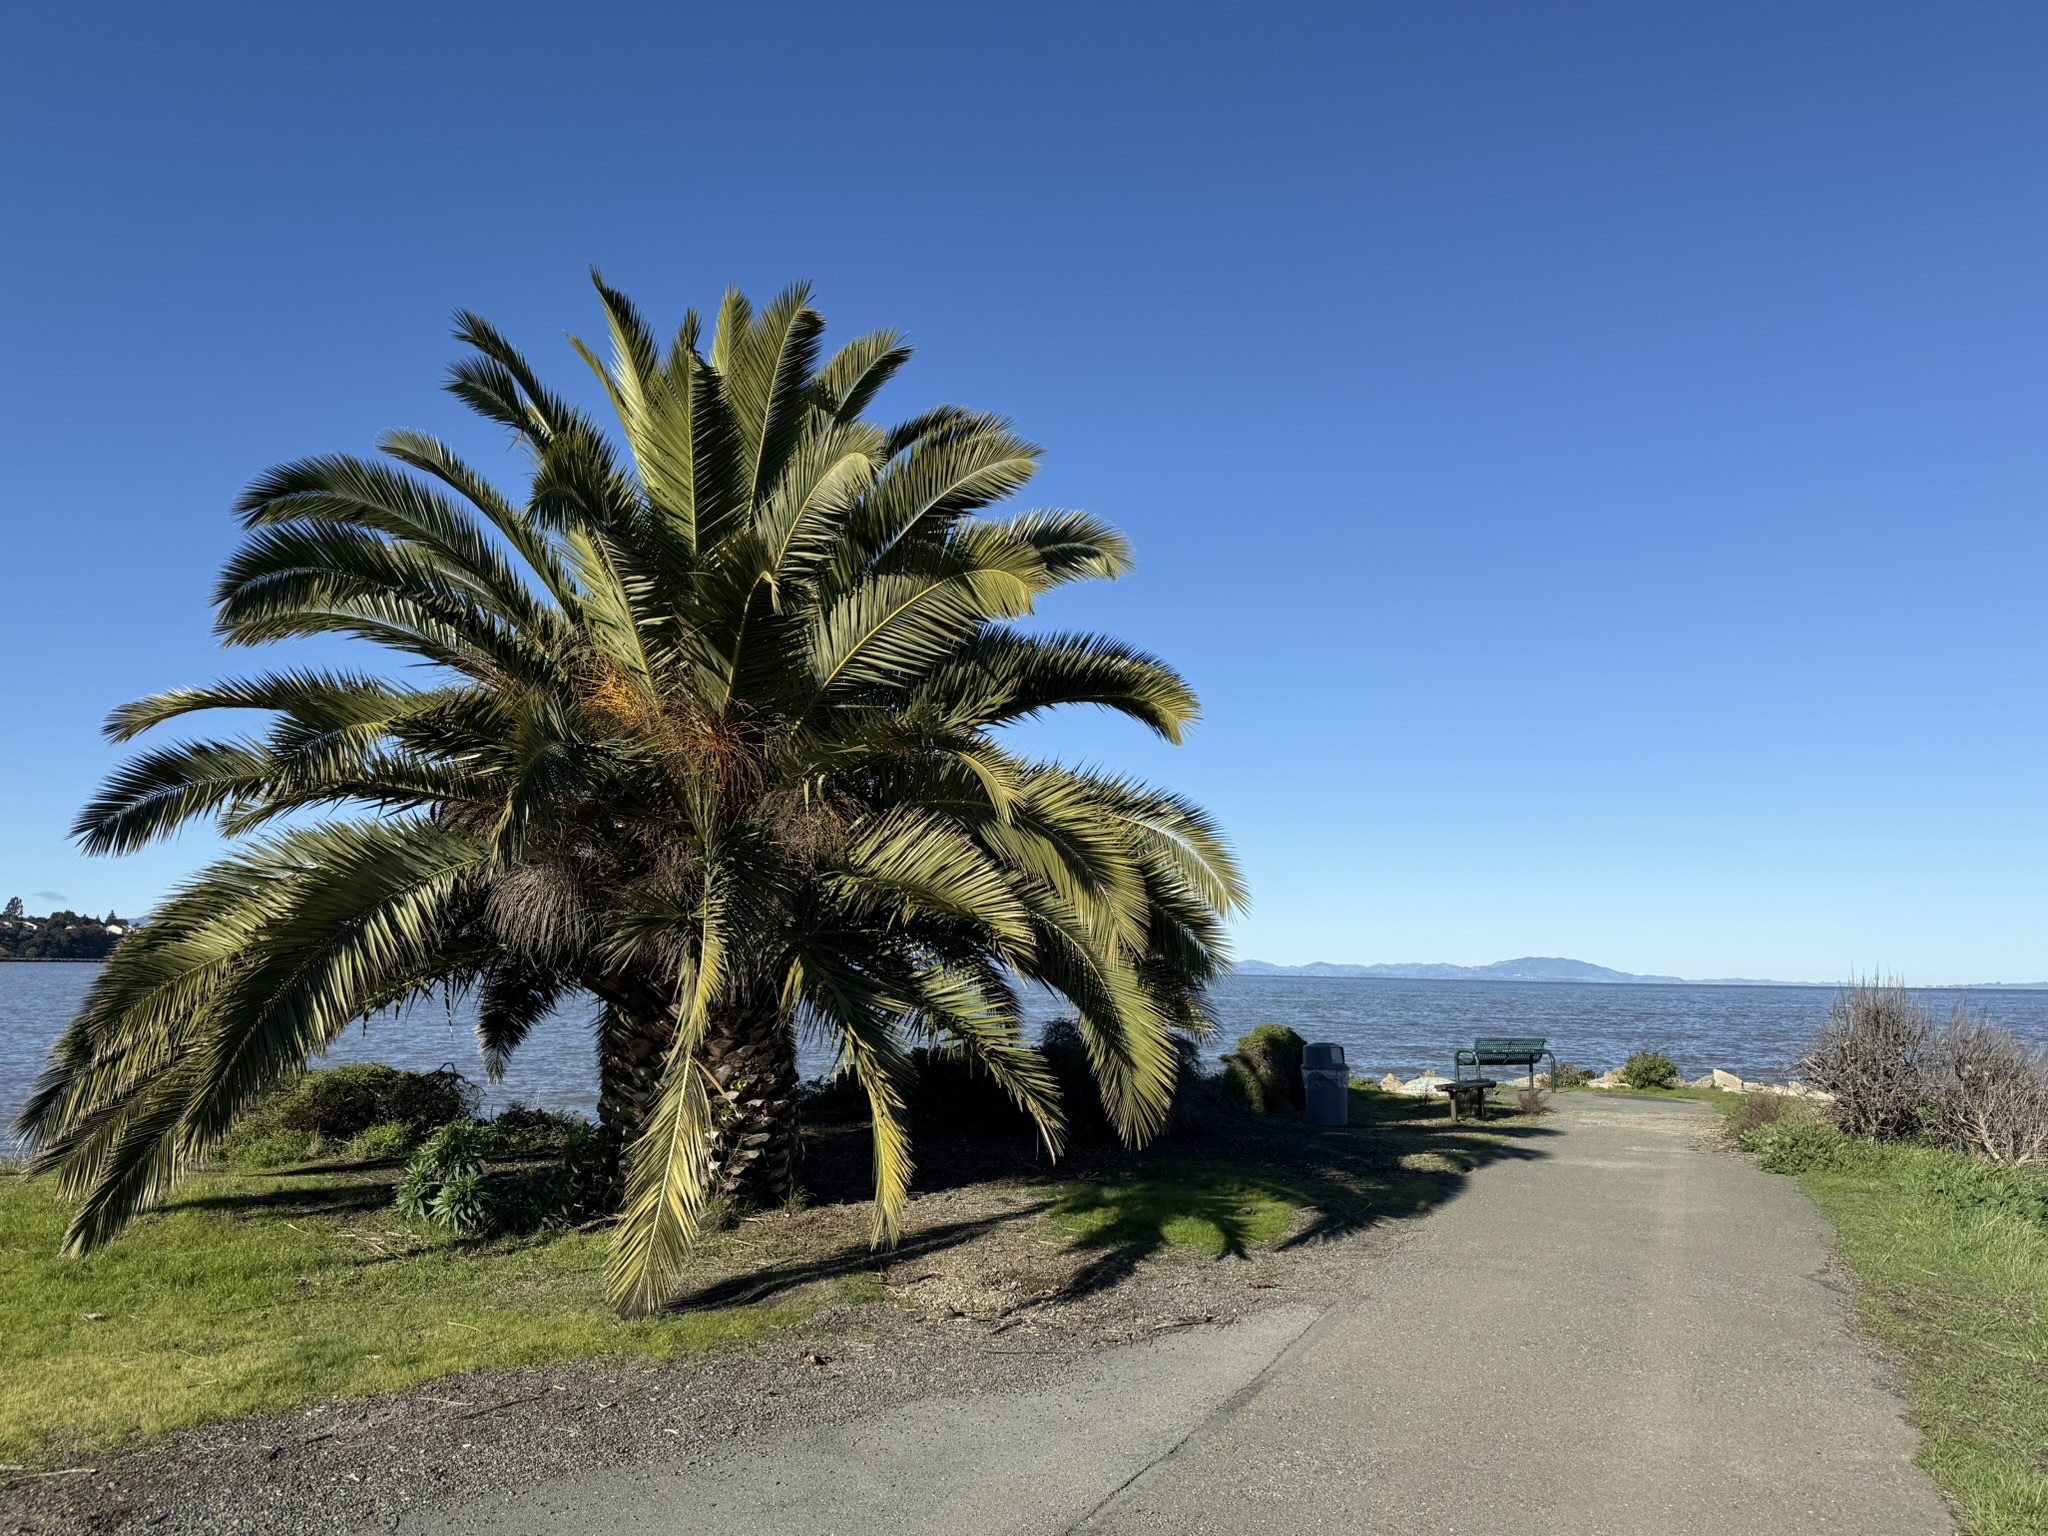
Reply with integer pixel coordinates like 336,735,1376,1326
397,1095,1953,1535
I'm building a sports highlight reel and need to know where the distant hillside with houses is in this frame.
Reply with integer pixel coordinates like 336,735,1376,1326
0,902,135,960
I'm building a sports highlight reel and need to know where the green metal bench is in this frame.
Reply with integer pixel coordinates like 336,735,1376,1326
1454,1035,1558,1094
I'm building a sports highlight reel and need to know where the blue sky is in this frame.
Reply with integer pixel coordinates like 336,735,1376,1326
2,2,2044,983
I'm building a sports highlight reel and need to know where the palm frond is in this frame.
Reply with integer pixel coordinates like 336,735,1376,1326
448,310,583,446
828,808,1034,953
913,630,1199,741
832,416,1040,587
721,283,826,508
793,947,916,1245
811,328,911,425
906,964,1064,1157
606,1037,713,1318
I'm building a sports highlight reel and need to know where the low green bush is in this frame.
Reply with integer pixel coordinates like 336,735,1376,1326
344,1121,417,1162
223,1127,328,1170
486,1104,598,1154
1221,1024,1306,1114
1041,1017,1121,1140
1551,1062,1594,1088
222,1063,478,1168
1744,1118,1848,1174
897,1019,1119,1142
275,1062,476,1137
1619,1050,1680,1090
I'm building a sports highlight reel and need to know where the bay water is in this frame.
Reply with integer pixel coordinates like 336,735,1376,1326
9,963,2048,1136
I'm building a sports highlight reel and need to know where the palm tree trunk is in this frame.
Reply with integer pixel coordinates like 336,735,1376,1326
595,999,670,1141
698,988,799,1207
591,972,799,1209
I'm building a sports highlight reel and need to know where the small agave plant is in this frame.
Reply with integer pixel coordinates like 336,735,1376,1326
395,1122,490,1233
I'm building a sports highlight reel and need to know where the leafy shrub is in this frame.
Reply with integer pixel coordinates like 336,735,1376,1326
1551,1062,1594,1089
1040,1016,1123,1140
343,1121,417,1162
899,1046,1041,1136
1619,1051,1680,1090
392,1162,437,1220
278,1062,476,1137
908,1015,1182,1142
485,1104,597,1155
1221,1024,1306,1114
1802,980,1932,1141
222,1063,478,1168
429,1169,493,1235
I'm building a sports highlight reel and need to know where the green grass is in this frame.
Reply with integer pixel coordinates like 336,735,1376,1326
0,1164,803,1465
1721,1111,2048,1533
1049,1165,1306,1258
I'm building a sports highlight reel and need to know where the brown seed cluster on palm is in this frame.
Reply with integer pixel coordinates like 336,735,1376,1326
15,278,1245,1317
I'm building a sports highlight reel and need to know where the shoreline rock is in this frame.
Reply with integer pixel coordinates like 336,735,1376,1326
1376,1071,1447,1098
1373,1063,1834,1104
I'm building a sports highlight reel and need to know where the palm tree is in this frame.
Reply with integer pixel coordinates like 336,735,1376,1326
16,278,1243,1316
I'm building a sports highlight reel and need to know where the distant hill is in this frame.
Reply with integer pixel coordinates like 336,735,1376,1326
1232,960,2048,989
1232,956,1778,985
0,909,135,961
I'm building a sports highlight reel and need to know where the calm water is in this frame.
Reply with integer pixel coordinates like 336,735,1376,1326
9,963,2048,1135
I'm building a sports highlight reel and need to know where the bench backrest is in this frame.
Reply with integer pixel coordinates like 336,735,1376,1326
1470,1035,1549,1064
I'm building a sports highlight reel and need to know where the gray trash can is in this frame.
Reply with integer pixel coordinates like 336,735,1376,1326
1302,1041,1349,1126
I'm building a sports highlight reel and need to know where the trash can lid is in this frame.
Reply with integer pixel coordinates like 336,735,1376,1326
1303,1042,1345,1069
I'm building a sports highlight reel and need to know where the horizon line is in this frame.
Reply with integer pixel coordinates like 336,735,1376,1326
1233,957,2048,990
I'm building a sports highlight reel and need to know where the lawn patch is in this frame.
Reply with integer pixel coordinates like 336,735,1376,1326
0,1165,803,1465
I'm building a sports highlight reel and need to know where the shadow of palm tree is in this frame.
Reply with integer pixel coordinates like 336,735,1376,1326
1040,1087,1562,1298
171,1173,397,1220
1045,1171,1289,1298
729,1084,1563,1312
